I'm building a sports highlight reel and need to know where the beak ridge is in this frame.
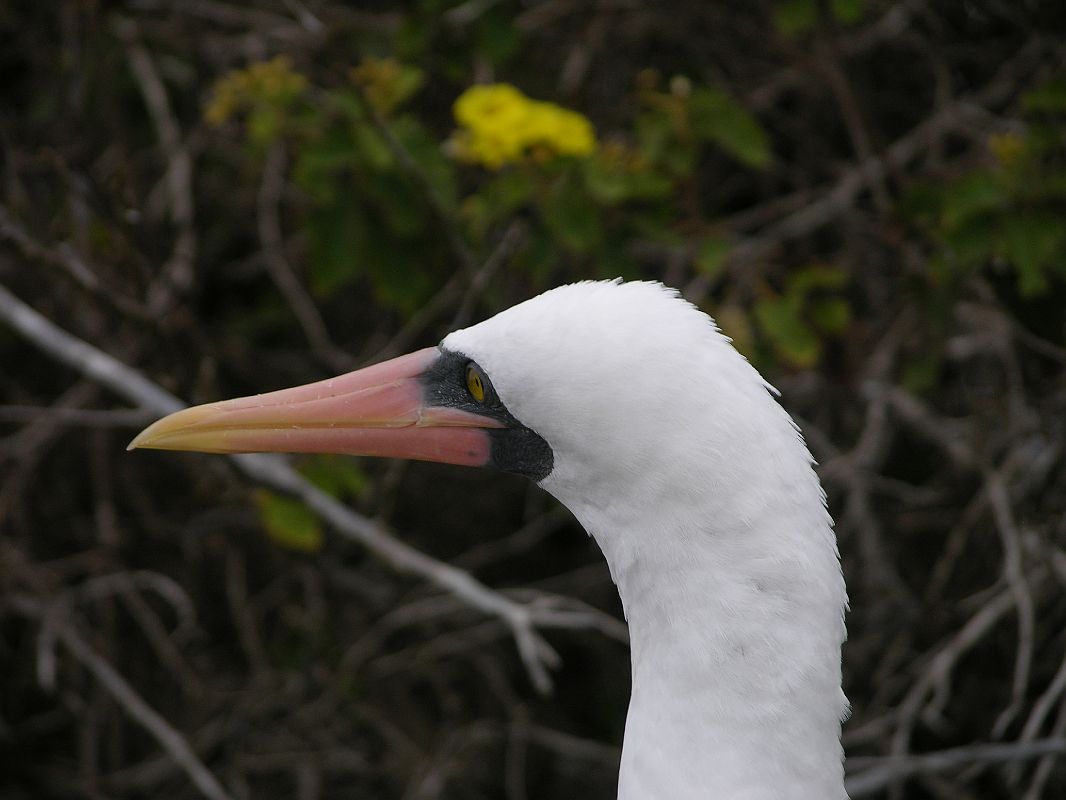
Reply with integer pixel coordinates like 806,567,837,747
129,347,500,467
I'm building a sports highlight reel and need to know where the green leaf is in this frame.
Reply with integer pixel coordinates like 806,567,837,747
755,296,821,368
695,235,731,279
517,227,561,281
925,254,949,284
790,264,847,294
752,265,850,366
1022,80,1066,113
392,115,457,210
304,191,367,296
366,244,435,312
485,170,536,211
635,111,671,160
631,205,685,244
810,297,851,333
1026,172,1066,203
461,171,535,240
254,490,324,552
541,175,602,252
358,61,424,115
899,182,945,228
774,0,863,35
362,173,426,237
471,6,521,65
940,172,1007,230
941,217,996,273
582,154,673,205
714,305,756,357
1001,211,1066,296
688,87,771,169
246,107,285,147
832,0,865,25
595,237,640,280
352,123,394,171
327,88,368,123
293,131,362,201
774,0,817,36
1022,123,1066,158
297,455,367,498
636,110,695,176
901,353,940,394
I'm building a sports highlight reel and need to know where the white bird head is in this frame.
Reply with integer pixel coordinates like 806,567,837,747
441,281,802,531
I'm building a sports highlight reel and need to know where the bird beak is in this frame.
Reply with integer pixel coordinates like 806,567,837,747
128,347,502,467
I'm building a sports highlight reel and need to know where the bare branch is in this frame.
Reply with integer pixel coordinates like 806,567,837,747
889,589,1021,768
0,405,154,428
986,469,1036,738
12,595,234,800
847,737,1066,797
726,40,1046,269
257,142,354,373
114,17,198,313
0,204,151,320
0,283,184,414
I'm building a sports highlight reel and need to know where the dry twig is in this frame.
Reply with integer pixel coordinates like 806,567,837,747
10,594,234,800
847,737,1066,797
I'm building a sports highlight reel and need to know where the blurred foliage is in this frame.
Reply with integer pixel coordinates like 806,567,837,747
255,456,368,552
205,55,309,136
199,46,1066,379
203,52,776,316
904,79,1066,297
254,489,324,552
775,0,868,37
755,265,851,368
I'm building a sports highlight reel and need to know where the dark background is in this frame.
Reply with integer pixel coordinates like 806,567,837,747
2,1,1066,798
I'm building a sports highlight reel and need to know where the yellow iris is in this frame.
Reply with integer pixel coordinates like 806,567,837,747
466,365,486,402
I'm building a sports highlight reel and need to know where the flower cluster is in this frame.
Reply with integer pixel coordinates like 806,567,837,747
205,56,308,126
452,84,596,169
349,56,424,115
988,132,1026,167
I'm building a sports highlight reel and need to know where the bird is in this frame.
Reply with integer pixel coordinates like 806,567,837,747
130,280,849,799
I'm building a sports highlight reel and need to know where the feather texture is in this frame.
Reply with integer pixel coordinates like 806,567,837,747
445,281,848,799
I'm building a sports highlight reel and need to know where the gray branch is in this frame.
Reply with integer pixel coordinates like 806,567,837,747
846,737,1066,796
12,595,234,800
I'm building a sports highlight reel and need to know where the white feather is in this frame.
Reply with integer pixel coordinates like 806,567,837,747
445,281,848,799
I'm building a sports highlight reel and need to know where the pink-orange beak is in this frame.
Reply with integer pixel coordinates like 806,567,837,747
128,347,502,467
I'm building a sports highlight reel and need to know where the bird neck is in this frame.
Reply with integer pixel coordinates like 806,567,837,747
564,453,848,799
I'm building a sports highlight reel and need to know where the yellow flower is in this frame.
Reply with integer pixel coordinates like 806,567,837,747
205,56,307,126
349,57,424,115
452,83,596,169
988,132,1025,167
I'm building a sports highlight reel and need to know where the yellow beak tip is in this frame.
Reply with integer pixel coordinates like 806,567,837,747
127,432,152,451
127,416,180,451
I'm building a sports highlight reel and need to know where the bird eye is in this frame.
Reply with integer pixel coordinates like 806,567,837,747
465,364,487,403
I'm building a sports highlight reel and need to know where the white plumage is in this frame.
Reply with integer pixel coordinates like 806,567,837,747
446,282,848,799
